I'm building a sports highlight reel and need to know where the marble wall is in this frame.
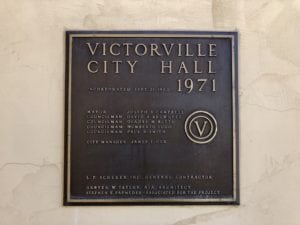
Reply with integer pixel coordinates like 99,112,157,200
0,0,300,224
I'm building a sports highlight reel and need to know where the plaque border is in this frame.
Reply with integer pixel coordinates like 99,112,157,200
64,31,239,205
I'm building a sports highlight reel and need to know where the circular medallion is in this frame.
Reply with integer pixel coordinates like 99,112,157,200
184,111,218,144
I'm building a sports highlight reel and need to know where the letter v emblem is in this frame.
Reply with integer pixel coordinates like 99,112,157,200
193,120,207,137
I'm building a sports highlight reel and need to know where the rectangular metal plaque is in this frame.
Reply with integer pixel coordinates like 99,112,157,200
64,31,239,205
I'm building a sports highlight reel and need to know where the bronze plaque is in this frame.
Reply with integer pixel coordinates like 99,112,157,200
64,31,239,205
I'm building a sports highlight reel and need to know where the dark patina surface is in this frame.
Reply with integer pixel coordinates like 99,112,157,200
64,31,239,205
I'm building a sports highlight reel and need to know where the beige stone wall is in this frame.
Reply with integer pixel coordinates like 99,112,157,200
0,0,300,224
